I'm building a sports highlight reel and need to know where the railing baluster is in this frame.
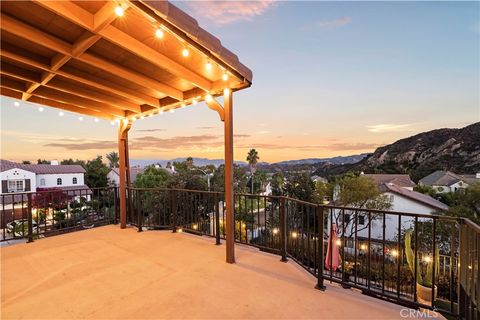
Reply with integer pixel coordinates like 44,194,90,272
279,197,287,262
315,205,326,291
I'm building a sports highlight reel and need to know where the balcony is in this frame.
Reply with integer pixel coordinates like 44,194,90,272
1,187,478,319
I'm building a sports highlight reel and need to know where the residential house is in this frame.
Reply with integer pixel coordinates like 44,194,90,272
419,170,469,193
311,175,328,184
107,165,172,186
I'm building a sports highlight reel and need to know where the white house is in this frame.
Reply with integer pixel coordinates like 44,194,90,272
107,167,145,186
419,170,470,193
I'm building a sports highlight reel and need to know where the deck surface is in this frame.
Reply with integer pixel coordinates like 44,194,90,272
2,225,426,319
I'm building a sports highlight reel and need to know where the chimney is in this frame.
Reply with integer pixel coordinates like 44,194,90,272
50,160,59,165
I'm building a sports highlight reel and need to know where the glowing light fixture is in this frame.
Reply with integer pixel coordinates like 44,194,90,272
58,111,64,117
193,98,198,105
391,249,399,257
205,61,212,71
205,94,212,102
192,224,198,230
360,244,368,251
222,72,229,81
14,101,20,107
423,255,432,263
94,118,99,122
38,107,44,112
336,239,342,246
155,28,164,39
78,116,84,121
272,228,279,235
114,5,124,17
182,48,189,57
169,109,174,113
177,228,183,233
291,231,298,239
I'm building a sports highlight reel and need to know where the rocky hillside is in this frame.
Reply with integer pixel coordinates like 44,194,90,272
315,122,480,181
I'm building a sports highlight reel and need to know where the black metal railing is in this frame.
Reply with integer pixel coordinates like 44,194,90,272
0,187,118,242
2,186,477,319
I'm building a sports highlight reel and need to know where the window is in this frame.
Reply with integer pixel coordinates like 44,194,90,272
40,178,46,186
57,178,62,185
72,177,77,185
8,180,24,192
389,195,394,202
358,215,365,225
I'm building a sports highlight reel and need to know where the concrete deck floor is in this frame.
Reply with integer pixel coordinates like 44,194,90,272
2,225,425,319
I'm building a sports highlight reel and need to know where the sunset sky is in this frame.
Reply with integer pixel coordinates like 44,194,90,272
1,1,479,164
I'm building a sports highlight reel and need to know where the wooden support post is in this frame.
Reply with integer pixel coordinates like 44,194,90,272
118,120,131,229
224,89,235,263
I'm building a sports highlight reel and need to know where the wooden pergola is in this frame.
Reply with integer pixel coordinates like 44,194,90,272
0,0,252,263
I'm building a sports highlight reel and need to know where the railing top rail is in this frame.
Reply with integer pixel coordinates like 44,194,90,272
462,218,480,233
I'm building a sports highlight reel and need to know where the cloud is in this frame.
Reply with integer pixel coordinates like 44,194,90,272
366,124,414,133
44,141,118,150
314,16,352,28
196,126,217,130
256,130,271,135
135,129,166,132
234,134,251,138
185,1,277,25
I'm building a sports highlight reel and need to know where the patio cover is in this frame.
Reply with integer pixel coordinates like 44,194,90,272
0,0,253,263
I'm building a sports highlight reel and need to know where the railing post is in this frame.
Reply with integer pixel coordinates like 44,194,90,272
114,187,118,225
172,190,177,233
458,221,468,319
315,205,326,290
279,197,287,262
137,190,142,232
215,193,221,245
27,193,33,243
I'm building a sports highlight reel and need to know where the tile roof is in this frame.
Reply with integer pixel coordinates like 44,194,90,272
419,171,463,187
381,183,449,212
362,174,416,188
0,160,85,174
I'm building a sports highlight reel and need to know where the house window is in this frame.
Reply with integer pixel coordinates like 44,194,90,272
340,213,351,225
8,180,24,192
358,215,365,225
57,178,62,185
72,177,77,185
40,178,46,186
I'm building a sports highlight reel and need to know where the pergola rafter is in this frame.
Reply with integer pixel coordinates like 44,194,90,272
0,0,252,264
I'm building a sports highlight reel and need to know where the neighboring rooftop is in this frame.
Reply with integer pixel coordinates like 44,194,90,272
362,173,416,189
381,183,449,212
419,170,464,187
0,160,85,174
1,226,412,319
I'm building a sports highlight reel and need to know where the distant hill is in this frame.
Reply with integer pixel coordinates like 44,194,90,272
273,154,368,166
130,158,247,168
314,122,480,182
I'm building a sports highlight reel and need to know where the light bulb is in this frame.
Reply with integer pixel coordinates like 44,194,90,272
206,61,212,71
58,111,64,117
193,99,198,105
78,116,83,121
169,109,174,113
272,228,279,235
181,103,186,108
114,6,124,17
391,249,399,257
155,28,164,39
336,239,342,246
14,101,20,107
291,232,298,239
423,255,431,263
205,94,212,102
94,118,99,122
123,119,129,124
140,115,145,120
222,72,229,81
131,116,136,122
110,121,115,125
182,48,189,57
38,107,44,112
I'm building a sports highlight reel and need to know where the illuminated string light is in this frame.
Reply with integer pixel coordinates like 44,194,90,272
155,28,164,39
192,98,198,105
360,244,368,251
140,115,145,120
110,121,115,125
181,103,186,108
169,109,174,113
192,224,198,230
58,111,64,117
38,107,44,112
423,255,432,263
182,48,189,57
205,61,212,71
205,94,212,102
94,118,99,122
78,116,83,121
222,71,229,81
177,228,183,233
114,5,124,17
14,101,20,107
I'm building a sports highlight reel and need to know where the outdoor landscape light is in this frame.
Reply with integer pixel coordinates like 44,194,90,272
391,249,399,257
192,224,198,230
336,239,342,246
58,111,64,117
114,6,124,17
291,231,298,239
272,228,279,235
360,244,368,251
155,28,164,39
423,255,432,263
14,101,19,107
182,48,189,57
177,228,183,233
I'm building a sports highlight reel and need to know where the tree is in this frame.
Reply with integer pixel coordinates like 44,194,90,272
22,160,31,164
284,172,315,202
246,149,259,193
134,166,169,188
61,159,85,166
37,159,50,164
84,156,109,188
106,151,119,169
270,172,285,196
211,164,247,193
442,183,480,224
186,156,194,169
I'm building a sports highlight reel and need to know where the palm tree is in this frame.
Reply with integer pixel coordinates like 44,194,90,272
106,151,119,168
186,156,194,169
246,149,259,194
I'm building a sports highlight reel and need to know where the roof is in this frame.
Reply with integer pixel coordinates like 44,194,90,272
460,174,480,185
0,0,252,120
381,183,449,212
0,160,85,174
362,174,416,188
110,167,145,182
419,171,464,187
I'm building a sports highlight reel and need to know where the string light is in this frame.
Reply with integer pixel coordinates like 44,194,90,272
14,101,20,107
155,28,164,39
114,5,124,17
192,98,198,105
140,115,145,120
205,94,212,102
182,48,189,57
181,103,186,108
94,118,99,122
360,244,368,251
192,224,198,230
38,107,44,112
205,61,212,71
58,111,64,117
78,116,83,121
123,118,129,124
222,71,229,81
110,121,115,125
169,109,174,113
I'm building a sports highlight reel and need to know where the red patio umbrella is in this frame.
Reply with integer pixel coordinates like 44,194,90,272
325,223,341,271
